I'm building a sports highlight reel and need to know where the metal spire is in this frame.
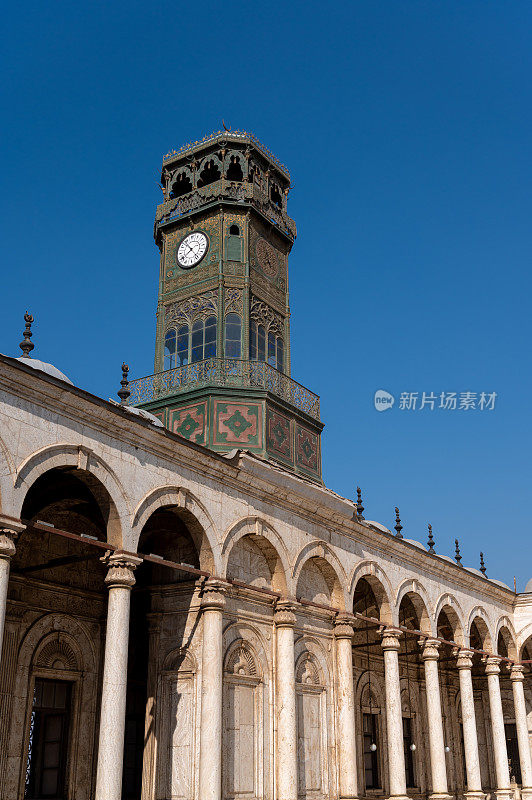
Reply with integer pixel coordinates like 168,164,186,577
356,487,365,520
454,539,463,567
118,362,130,405
394,507,403,538
427,523,435,554
19,311,34,358
480,552,487,576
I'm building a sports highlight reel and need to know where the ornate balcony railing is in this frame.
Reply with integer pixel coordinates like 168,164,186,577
129,359,321,421
154,180,297,240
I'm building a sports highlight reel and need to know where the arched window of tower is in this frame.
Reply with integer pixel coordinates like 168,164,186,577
270,182,283,208
226,155,243,182
224,313,242,359
170,172,192,199
197,159,221,188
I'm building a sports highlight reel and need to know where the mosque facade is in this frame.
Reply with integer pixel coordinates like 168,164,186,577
0,131,531,800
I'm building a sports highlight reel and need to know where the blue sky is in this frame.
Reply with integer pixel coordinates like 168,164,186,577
2,2,531,588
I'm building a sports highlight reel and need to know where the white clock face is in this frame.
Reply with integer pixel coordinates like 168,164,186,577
177,232,209,268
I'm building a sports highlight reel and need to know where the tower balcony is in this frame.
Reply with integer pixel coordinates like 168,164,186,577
129,358,320,421
154,179,297,241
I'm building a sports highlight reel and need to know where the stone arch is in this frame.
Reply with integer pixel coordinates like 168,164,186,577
132,485,219,572
13,443,130,546
467,607,494,651
496,616,518,659
222,620,271,678
350,561,394,625
395,579,433,634
33,633,81,672
294,635,330,686
293,542,347,609
224,640,261,679
518,627,532,659
6,613,99,800
356,669,386,710
434,593,467,646
162,647,197,673
222,517,290,594
17,612,97,674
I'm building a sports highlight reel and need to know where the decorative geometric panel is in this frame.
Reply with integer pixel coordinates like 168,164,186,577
214,401,262,447
266,407,292,460
295,425,319,472
170,402,207,445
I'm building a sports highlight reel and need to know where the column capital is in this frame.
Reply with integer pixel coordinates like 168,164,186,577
274,599,296,628
201,579,227,611
485,656,502,676
380,626,402,651
101,550,142,589
334,613,354,640
510,664,525,682
0,529,18,560
456,649,474,670
420,637,441,660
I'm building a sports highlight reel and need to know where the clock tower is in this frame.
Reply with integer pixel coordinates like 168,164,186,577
130,130,323,482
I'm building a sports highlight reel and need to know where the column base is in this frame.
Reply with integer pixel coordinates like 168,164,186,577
520,789,532,800
387,796,411,800
429,794,453,800
463,792,486,800
494,790,513,800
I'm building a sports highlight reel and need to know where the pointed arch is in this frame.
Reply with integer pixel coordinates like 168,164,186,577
132,485,219,572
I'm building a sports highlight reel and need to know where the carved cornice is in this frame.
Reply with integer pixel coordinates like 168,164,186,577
101,551,142,590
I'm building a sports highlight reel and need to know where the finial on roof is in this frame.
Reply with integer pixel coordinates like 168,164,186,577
118,362,130,405
480,552,487,576
222,120,231,132
394,507,403,538
454,539,463,566
19,311,34,358
356,487,365,520
427,524,435,554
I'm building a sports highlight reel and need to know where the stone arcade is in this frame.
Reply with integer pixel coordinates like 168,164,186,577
0,131,531,800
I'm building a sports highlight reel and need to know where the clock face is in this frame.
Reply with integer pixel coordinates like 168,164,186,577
177,232,209,269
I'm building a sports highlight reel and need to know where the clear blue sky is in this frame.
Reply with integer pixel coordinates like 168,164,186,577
2,2,531,588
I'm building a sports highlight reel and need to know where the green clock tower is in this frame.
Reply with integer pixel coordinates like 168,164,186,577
130,130,323,482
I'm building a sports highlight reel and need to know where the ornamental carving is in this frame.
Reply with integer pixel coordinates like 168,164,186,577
165,291,218,330
0,530,17,559
224,287,244,316
296,654,320,686
250,295,283,336
35,637,78,671
101,552,141,589
226,644,257,677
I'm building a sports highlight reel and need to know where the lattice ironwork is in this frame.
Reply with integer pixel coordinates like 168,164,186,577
129,359,320,421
